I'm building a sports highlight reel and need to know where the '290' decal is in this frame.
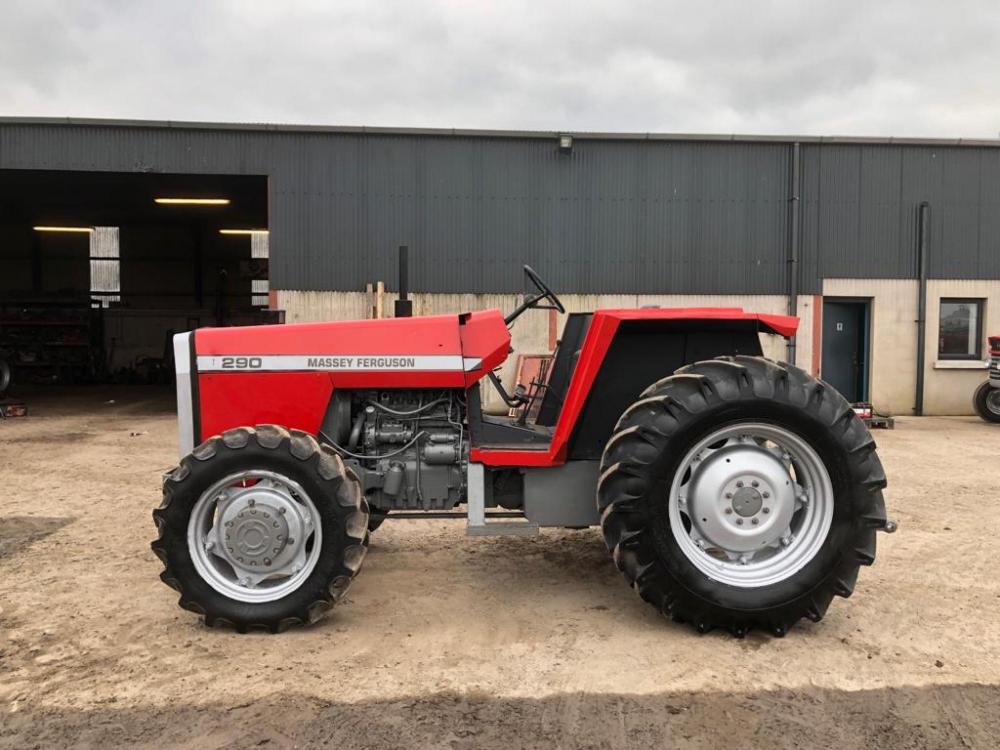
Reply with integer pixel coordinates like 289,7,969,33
219,356,263,369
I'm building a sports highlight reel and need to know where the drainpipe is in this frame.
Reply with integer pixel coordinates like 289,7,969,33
914,202,929,416
786,142,801,364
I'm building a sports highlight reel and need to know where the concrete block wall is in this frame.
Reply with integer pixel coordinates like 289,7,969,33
275,290,794,412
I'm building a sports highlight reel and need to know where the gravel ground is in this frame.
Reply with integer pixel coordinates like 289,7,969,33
2,387,999,748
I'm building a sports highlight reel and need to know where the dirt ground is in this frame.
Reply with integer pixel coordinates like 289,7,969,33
2,387,1000,749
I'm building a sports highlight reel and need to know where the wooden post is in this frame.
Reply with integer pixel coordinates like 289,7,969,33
376,281,385,319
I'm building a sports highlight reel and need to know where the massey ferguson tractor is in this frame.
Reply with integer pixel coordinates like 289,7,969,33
974,335,1000,422
152,266,892,636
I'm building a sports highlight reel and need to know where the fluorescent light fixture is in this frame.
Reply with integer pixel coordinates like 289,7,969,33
33,225,94,233
154,197,230,205
558,134,573,153
219,229,269,235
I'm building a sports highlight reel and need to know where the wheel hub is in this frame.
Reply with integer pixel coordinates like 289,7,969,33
988,388,1000,415
731,486,763,517
212,481,310,576
686,443,796,554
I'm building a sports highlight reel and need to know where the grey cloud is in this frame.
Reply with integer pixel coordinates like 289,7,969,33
1,0,999,137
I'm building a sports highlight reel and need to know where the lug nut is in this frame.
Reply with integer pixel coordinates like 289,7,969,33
278,507,286,515
736,481,744,488
725,492,733,499
725,507,733,515
762,507,770,514
736,519,744,525
248,498,255,507
286,538,295,545
762,492,770,499
751,480,759,488
752,518,759,525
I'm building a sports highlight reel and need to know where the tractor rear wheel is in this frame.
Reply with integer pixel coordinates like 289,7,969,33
152,425,369,633
973,381,1000,423
598,356,887,637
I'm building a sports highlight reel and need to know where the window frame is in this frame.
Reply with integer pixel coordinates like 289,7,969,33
937,297,984,361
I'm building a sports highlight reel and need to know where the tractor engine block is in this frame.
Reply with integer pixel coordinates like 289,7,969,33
339,390,467,512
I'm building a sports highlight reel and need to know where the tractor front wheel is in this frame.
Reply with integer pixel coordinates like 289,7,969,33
152,425,369,632
598,356,887,636
973,381,1000,423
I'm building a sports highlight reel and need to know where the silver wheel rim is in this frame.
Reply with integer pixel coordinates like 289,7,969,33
987,388,1000,416
187,470,322,603
668,422,834,588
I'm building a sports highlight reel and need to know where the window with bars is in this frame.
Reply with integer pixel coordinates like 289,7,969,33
90,227,120,307
938,298,984,360
251,232,269,306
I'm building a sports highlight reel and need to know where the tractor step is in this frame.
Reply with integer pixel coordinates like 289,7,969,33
466,521,539,537
466,463,540,537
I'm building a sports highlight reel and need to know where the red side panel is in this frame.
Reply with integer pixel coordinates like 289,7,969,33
459,310,511,386
471,307,799,467
198,372,334,438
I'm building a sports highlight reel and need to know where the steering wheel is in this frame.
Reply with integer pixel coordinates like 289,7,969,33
523,265,566,314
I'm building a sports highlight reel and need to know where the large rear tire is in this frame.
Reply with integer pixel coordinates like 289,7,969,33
152,425,369,633
973,381,1000,423
598,356,887,636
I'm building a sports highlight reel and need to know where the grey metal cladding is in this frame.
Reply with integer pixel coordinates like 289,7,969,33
800,143,1000,284
3,120,1000,294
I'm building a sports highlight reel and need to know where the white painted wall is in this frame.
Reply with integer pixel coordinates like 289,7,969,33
822,279,918,416
821,278,999,416
924,280,999,415
273,282,999,416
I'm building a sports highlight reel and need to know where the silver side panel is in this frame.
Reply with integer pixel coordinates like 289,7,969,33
523,461,601,527
173,332,194,459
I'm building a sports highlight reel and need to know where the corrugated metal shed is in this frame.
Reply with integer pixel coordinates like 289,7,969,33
3,118,1000,294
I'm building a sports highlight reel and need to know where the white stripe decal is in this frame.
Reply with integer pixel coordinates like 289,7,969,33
196,354,482,372
173,332,195,458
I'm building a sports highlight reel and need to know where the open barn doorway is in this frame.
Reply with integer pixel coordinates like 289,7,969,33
0,169,276,396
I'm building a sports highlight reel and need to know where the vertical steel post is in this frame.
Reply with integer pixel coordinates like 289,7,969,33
394,244,412,317
915,202,929,416
787,142,801,365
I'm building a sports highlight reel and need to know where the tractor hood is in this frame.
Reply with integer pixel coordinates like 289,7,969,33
173,310,510,454
191,308,510,389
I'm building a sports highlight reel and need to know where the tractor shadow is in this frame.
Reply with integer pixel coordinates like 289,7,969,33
0,516,75,560
360,524,654,622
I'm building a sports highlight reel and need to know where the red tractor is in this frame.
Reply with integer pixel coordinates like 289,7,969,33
152,267,892,636
974,335,1000,422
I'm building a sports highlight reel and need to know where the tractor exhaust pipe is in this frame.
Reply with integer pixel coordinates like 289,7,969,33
394,245,413,318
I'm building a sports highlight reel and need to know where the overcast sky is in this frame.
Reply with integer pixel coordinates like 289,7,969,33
2,0,999,138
